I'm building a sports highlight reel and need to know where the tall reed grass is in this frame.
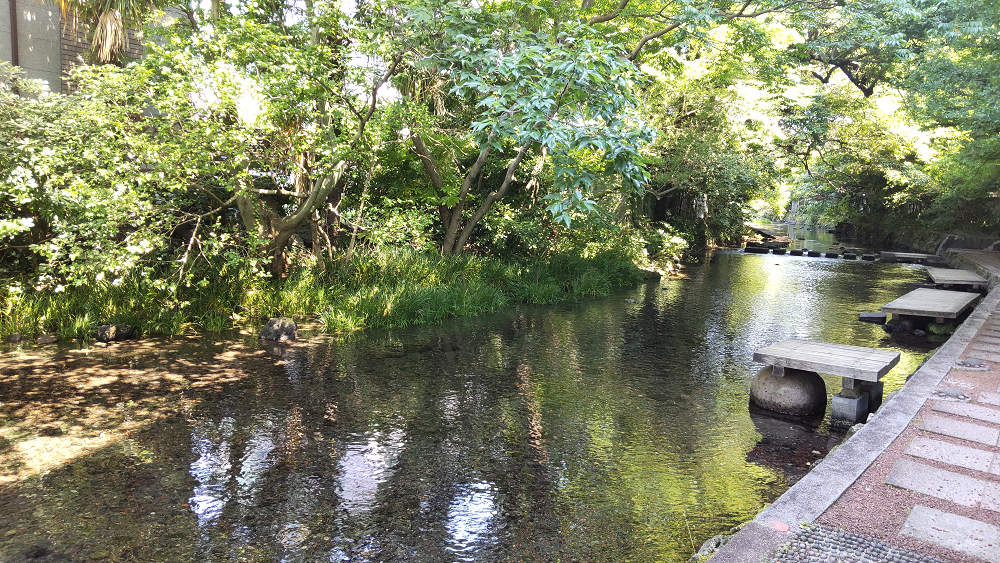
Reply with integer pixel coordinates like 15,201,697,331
1,248,644,341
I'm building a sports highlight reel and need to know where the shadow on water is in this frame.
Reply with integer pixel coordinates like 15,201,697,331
0,252,932,561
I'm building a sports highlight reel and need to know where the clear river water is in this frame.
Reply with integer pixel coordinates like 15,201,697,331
0,248,934,562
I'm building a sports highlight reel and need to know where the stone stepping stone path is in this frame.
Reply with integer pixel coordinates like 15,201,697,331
968,350,1000,363
904,437,1000,475
886,458,1000,510
878,311,1000,560
921,414,1000,446
931,400,1000,425
774,523,942,562
899,506,1000,562
981,391,1000,406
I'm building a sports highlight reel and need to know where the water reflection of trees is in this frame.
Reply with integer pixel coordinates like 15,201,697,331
178,254,930,561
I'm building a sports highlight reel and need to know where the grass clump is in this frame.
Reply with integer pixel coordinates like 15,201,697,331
1,247,644,340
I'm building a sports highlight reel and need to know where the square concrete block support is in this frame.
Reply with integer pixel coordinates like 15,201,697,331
832,392,869,424
860,381,883,411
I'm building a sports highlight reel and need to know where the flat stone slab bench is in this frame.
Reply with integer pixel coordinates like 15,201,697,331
752,339,900,424
880,251,946,265
925,267,987,289
881,287,980,321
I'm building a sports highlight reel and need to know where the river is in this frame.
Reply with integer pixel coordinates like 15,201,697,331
0,250,932,561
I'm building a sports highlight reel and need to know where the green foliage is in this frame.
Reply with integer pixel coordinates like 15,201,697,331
780,88,932,246
1,246,643,338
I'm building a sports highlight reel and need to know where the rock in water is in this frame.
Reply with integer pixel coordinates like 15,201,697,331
96,324,137,342
260,317,298,342
750,365,827,416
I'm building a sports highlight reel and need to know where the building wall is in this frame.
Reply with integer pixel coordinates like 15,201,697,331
1,0,62,92
0,0,12,63
3,4,182,93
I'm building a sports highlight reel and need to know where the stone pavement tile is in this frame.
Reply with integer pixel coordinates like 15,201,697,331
967,350,1000,363
978,336,1000,345
905,437,994,473
972,341,999,352
886,459,984,507
932,400,1000,425
981,391,1000,407
984,482,1000,513
899,505,1000,562
922,414,1000,446
991,456,1000,476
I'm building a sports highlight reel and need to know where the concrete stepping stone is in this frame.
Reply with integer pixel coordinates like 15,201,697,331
980,391,1000,407
971,342,999,352
932,400,1000,425
977,336,1000,345
886,459,985,507
905,437,995,473
922,414,1000,446
899,505,1000,562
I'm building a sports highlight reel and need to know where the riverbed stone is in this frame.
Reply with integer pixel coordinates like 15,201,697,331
96,324,137,342
260,317,298,342
749,365,826,416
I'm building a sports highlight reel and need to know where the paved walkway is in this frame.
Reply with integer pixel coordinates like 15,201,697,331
715,251,1000,562
812,300,1000,561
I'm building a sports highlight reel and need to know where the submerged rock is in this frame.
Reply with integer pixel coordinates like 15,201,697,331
689,533,730,562
260,317,298,342
96,324,137,342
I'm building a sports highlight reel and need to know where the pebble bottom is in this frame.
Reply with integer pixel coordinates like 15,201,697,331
773,524,942,562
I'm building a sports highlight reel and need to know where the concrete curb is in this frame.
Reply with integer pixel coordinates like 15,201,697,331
712,285,1000,562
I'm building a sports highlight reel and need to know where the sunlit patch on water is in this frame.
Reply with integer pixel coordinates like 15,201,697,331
445,480,498,560
188,416,235,527
337,429,406,515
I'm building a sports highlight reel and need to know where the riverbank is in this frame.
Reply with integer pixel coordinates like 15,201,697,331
2,247,672,343
713,250,1000,562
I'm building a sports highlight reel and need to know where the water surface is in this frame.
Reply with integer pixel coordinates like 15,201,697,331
0,252,932,561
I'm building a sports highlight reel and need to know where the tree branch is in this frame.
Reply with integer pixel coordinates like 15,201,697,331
588,0,630,24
